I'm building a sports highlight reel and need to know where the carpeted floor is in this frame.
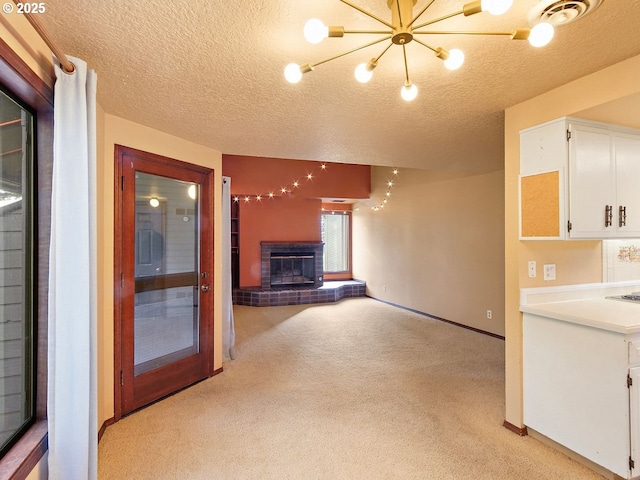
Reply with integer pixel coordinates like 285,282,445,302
98,297,604,479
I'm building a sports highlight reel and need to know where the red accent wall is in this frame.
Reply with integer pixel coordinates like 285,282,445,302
222,155,370,287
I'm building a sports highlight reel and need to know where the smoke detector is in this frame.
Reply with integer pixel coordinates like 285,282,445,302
528,0,603,27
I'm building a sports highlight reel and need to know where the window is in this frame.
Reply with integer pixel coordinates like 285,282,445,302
0,87,35,458
0,37,53,478
321,212,350,273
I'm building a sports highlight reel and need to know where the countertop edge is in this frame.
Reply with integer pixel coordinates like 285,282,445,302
521,302,640,335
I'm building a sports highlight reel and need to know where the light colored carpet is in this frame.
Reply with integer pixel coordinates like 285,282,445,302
98,297,604,479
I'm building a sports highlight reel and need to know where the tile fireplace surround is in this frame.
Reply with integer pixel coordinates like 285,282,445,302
260,241,324,289
232,241,366,306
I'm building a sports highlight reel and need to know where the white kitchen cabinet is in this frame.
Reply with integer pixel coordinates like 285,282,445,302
519,117,640,239
523,312,633,478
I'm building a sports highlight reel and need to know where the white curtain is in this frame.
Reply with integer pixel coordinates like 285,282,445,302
48,56,98,480
222,177,236,361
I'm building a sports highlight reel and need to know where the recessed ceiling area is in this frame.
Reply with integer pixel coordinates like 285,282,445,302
37,1,640,173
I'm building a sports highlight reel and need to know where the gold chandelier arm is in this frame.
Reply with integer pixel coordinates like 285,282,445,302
412,9,465,30
412,37,438,53
311,36,393,68
413,30,523,37
343,29,394,34
402,44,410,85
374,42,394,63
339,0,394,29
408,0,437,28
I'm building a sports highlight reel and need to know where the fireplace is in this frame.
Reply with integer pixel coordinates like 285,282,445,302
261,242,323,289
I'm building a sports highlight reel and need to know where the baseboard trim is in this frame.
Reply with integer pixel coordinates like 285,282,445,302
528,428,618,480
370,296,505,340
503,420,528,436
98,417,115,442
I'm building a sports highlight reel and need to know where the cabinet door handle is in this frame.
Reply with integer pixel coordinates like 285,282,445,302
605,205,613,227
620,206,627,227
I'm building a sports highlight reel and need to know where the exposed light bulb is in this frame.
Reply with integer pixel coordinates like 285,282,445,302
321,164,326,170
529,22,554,47
354,63,374,83
481,0,513,15
284,63,303,84
443,49,465,70
188,184,197,200
149,197,159,208
304,19,328,44
401,83,418,102
256,195,262,201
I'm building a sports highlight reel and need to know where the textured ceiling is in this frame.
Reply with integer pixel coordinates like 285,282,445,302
38,0,640,173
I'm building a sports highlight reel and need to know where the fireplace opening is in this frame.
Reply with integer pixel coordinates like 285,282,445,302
270,252,315,287
261,241,324,290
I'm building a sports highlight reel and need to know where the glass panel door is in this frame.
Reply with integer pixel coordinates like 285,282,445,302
134,172,200,376
116,145,213,415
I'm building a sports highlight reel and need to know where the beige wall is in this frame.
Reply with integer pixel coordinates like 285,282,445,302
353,167,505,337
0,13,53,86
100,114,223,427
504,54,640,427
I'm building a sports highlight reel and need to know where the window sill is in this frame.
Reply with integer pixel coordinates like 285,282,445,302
0,420,47,480
323,272,353,281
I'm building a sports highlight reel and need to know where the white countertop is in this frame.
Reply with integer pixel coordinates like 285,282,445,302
520,281,640,334
521,298,640,334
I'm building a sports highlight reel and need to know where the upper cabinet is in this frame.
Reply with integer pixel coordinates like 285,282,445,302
520,117,640,240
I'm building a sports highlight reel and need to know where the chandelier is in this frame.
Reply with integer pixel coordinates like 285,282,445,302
284,0,555,101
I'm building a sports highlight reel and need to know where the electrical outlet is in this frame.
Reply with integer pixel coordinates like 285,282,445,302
528,261,536,278
487,310,492,319
543,264,556,281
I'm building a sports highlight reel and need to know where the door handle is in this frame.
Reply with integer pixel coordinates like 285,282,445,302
620,205,627,227
201,284,210,292
605,205,613,227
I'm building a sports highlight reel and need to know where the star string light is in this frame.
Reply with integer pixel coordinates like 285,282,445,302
371,168,399,211
233,163,328,204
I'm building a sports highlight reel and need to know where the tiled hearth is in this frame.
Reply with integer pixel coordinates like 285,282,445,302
232,280,366,307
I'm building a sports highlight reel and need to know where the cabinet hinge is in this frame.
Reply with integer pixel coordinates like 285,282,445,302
121,175,125,190
567,221,572,232
630,456,635,470
121,273,124,288
566,129,571,141
628,374,633,388
120,371,124,386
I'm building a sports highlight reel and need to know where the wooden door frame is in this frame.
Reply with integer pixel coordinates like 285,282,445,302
113,145,215,421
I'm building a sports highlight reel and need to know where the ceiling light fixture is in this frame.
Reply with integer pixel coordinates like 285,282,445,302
285,0,555,101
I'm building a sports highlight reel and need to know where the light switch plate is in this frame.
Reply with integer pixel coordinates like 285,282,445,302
543,264,556,281
528,261,536,278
